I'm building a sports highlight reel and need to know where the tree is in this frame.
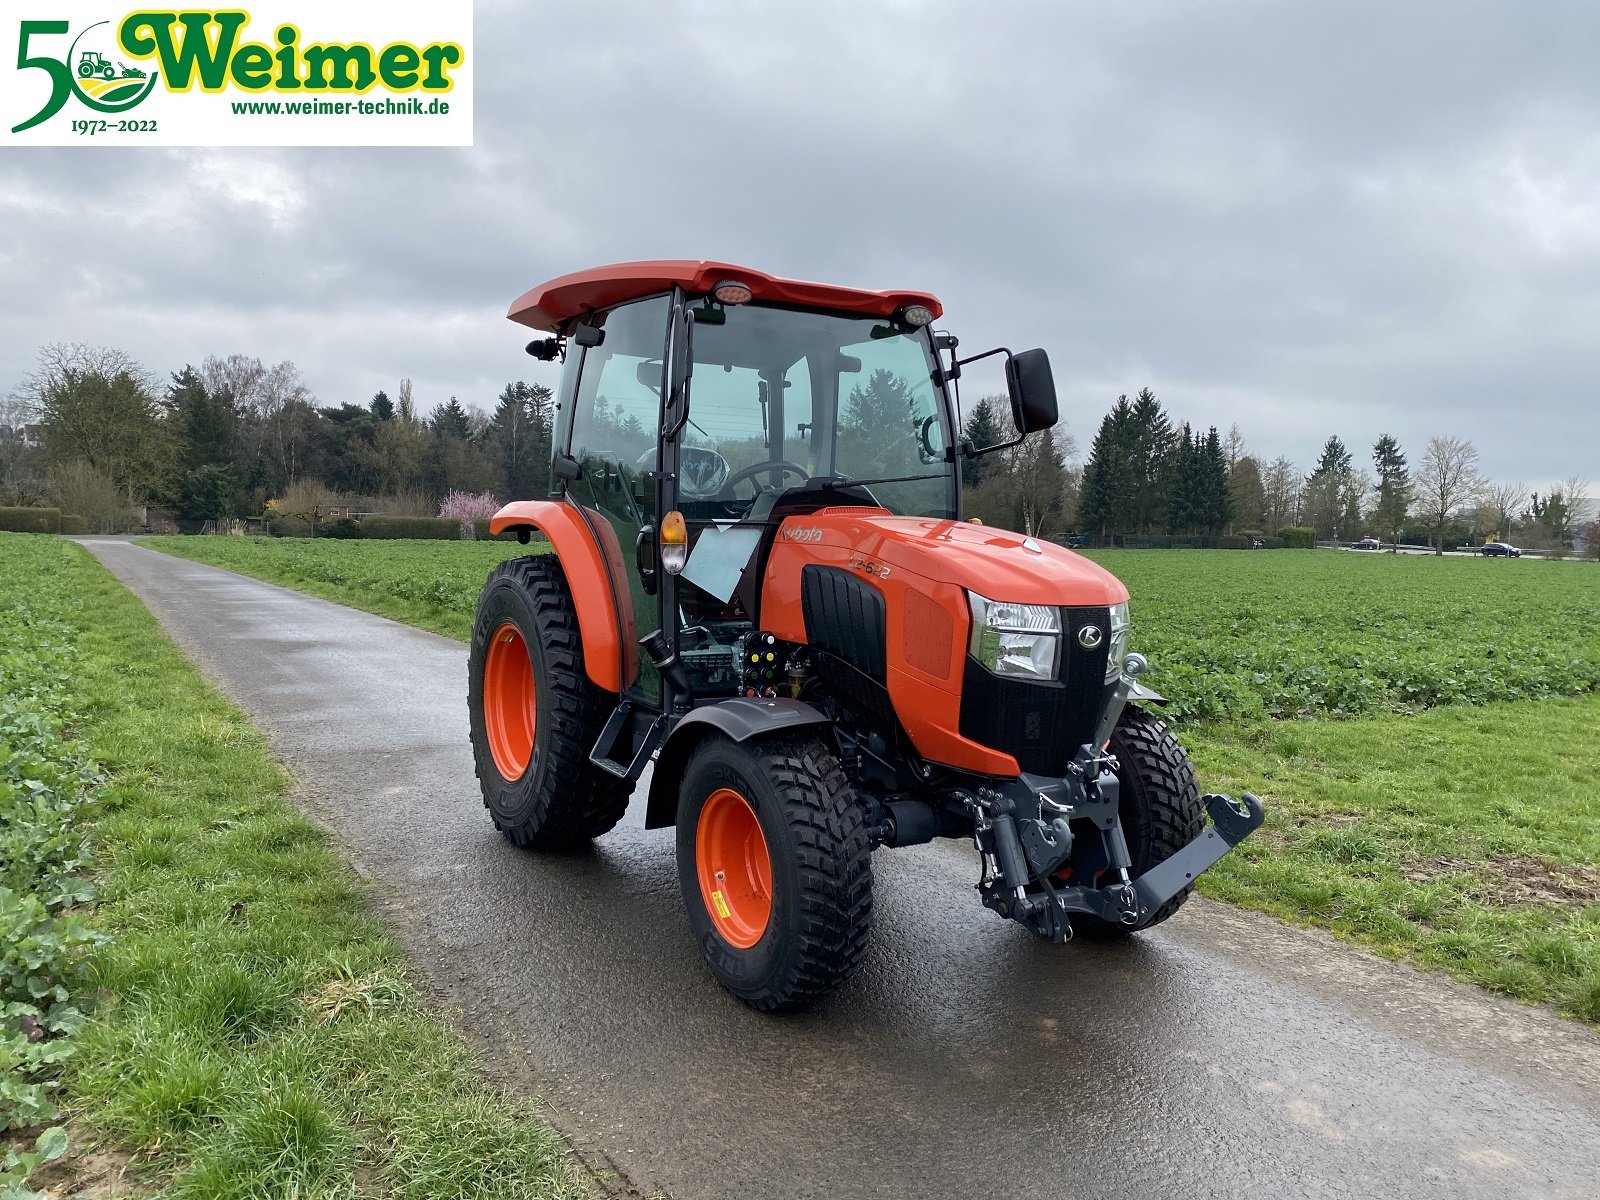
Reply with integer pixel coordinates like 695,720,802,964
1302,435,1353,539
1199,426,1233,537
1261,455,1300,530
966,417,1076,537
840,369,919,475
1227,454,1266,533
1127,388,1176,534
1077,397,1136,540
25,343,169,497
1165,425,1203,536
167,365,241,523
1222,422,1246,472
485,381,553,500
1480,478,1526,542
430,397,472,440
370,390,395,422
1370,434,1410,549
959,395,1005,489
1414,436,1482,554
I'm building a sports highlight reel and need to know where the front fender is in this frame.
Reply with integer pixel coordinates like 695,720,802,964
644,697,834,829
488,500,636,693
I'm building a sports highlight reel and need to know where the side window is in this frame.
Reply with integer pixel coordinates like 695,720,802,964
569,295,669,520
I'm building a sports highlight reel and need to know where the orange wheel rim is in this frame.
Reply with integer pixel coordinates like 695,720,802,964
696,788,773,948
484,622,536,780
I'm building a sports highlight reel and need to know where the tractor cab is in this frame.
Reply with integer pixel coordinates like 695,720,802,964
500,261,1057,715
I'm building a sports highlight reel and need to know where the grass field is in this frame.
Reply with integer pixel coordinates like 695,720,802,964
1,534,591,1198
140,535,1600,1020
146,538,1600,723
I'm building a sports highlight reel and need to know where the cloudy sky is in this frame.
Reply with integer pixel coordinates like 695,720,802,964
4,0,1597,489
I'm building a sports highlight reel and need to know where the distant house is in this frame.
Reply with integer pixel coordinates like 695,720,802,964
22,424,44,448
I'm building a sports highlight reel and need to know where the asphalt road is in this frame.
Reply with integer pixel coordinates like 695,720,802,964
80,539,1600,1200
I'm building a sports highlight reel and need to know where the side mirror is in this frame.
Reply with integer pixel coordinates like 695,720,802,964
1005,348,1058,434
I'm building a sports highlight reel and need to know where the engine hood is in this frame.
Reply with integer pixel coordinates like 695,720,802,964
776,509,1129,607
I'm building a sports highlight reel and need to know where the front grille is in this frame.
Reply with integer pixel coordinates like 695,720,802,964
958,605,1111,776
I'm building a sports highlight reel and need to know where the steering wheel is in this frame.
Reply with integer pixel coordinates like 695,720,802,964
723,460,809,497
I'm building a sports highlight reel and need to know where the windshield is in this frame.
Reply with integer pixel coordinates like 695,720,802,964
685,303,955,519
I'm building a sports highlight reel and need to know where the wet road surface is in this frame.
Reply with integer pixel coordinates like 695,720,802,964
80,539,1600,1199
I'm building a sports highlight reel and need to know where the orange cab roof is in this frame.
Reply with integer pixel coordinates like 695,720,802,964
507,260,943,332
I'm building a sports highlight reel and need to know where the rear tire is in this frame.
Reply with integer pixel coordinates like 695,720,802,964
676,735,873,1011
468,555,628,848
1075,706,1204,939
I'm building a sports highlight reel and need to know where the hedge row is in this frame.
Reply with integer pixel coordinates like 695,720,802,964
1278,526,1316,549
0,506,62,534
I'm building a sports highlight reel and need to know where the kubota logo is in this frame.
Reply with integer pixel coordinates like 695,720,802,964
6,5,473,146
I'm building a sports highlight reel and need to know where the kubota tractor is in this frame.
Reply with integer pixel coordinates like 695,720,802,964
470,261,1264,1010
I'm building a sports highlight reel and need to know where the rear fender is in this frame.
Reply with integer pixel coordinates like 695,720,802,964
644,697,834,829
488,500,637,693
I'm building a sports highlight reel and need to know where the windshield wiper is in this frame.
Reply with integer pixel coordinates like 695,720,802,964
820,472,944,490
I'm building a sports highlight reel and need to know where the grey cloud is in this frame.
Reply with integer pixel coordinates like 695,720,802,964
3,0,1597,486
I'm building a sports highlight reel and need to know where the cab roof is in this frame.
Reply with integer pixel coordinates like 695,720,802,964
507,260,943,333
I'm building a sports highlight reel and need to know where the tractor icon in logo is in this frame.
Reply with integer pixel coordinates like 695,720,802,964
77,51,147,82
68,23,158,108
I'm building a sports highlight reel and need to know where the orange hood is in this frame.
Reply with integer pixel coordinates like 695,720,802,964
776,509,1129,607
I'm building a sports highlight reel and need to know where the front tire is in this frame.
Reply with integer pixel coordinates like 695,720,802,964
468,555,628,848
1076,706,1204,939
676,735,873,1011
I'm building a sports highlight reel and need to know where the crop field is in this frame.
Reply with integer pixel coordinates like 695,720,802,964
140,535,1600,1020
148,538,1600,725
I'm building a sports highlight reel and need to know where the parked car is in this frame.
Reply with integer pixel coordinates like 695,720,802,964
1479,542,1522,557
1348,537,1382,550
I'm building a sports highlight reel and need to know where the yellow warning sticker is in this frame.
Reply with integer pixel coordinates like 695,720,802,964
711,890,731,919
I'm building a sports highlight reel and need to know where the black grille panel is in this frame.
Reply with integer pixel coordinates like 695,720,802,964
801,565,887,684
958,605,1111,776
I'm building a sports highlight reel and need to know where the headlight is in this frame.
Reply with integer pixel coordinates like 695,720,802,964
967,591,1061,681
1105,600,1131,680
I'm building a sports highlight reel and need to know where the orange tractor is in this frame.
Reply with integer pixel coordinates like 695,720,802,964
470,262,1264,1009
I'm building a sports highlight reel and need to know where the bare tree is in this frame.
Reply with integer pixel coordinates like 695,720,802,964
1480,479,1526,540
1561,475,1592,527
14,343,157,418
1261,455,1300,530
1222,422,1246,472
1414,436,1483,554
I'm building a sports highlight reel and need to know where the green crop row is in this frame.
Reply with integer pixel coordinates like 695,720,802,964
1088,550,1600,722
1,539,105,1190
147,538,1600,727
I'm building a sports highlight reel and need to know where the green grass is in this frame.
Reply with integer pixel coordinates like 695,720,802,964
143,535,532,641
1083,549,1600,721
148,539,1600,723
1194,699,1600,1020
2,534,591,1199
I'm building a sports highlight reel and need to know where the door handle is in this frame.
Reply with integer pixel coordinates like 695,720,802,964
635,526,658,595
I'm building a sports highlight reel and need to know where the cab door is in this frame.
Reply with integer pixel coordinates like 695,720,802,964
564,294,670,707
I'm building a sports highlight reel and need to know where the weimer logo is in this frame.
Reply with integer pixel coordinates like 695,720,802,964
4,3,473,147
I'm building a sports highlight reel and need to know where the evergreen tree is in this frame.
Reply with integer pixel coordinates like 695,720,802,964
430,397,472,440
960,395,1006,489
1200,425,1233,536
1077,397,1136,541
1165,425,1205,535
166,364,240,523
370,390,395,421
1303,434,1354,538
485,381,553,499
1371,434,1410,549
1128,388,1176,534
